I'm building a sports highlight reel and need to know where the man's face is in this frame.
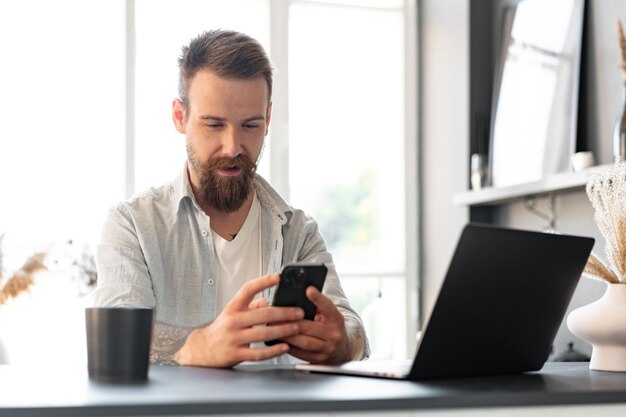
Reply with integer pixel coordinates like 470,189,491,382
172,69,272,212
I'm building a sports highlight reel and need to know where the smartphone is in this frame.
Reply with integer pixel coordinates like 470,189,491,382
265,264,327,346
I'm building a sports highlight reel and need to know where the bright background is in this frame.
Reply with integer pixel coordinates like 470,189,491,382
0,0,416,364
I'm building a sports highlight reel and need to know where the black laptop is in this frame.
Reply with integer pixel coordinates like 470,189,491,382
296,224,594,380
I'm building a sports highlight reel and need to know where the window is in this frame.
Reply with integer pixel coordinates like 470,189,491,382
0,0,417,363
287,1,409,359
0,0,126,364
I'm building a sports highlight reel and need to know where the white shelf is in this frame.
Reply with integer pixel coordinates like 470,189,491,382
453,164,613,207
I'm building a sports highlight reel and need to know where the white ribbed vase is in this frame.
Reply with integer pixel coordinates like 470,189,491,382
567,283,626,371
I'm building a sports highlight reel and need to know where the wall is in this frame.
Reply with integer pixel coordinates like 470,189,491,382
493,0,626,357
420,0,470,323
420,0,626,358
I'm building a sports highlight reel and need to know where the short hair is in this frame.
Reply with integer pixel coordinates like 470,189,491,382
178,30,273,107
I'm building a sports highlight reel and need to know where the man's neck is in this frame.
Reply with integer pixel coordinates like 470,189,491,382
205,192,255,242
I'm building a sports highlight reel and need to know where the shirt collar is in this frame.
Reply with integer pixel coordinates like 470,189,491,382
253,175,292,225
173,162,293,224
174,163,203,213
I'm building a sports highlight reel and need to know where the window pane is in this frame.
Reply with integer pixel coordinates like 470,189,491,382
134,0,270,192
289,3,408,359
342,275,407,360
0,0,125,364
0,0,125,245
288,3,406,274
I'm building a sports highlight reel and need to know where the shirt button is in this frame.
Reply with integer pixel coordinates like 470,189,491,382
207,279,215,286
201,229,208,237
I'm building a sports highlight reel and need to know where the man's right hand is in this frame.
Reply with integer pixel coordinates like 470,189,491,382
174,273,304,368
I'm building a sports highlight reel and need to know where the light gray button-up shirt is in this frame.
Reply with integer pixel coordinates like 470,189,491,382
93,165,368,364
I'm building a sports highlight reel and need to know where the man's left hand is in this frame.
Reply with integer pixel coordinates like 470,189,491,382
282,286,362,364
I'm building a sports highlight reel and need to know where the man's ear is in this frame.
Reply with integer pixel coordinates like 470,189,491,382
265,101,273,136
172,99,187,133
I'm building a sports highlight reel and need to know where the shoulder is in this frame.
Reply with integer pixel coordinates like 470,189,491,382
253,175,318,229
286,206,318,231
108,180,179,222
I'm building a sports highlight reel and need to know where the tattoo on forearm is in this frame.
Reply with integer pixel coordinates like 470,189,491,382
149,323,194,366
344,316,366,359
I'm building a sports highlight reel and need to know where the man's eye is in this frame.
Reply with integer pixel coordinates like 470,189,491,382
243,124,259,129
206,123,223,129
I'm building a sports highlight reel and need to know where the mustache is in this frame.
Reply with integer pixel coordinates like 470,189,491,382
206,154,257,172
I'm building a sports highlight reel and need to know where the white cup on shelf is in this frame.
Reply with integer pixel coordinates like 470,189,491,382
470,153,487,190
571,151,595,172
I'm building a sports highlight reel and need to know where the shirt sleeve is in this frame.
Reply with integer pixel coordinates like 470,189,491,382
92,205,156,309
92,204,207,366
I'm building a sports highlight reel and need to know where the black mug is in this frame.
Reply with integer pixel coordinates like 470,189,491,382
85,307,153,382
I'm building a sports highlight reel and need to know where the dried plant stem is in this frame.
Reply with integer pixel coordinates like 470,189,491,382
618,18,626,82
617,217,626,277
0,273,35,305
586,162,626,283
0,252,47,305
584,252,620,284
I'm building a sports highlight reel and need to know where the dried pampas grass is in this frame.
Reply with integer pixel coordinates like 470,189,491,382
585,162,626,283
617,18,626,82
584,252,620,284
0,252,48,305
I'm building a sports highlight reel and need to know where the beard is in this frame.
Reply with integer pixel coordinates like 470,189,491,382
187,146,257,213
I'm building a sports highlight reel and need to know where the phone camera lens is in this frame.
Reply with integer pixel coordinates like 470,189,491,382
282,275,292,288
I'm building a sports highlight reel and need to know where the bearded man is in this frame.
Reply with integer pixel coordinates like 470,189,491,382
93,30,368,368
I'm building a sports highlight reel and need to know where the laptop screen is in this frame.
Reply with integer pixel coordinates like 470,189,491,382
409,224,594,379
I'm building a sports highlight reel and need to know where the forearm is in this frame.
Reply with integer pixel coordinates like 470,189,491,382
172,327,202,365
150,322,194,365
344,315,367,360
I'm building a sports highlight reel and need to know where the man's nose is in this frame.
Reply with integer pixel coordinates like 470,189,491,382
221,128,242,157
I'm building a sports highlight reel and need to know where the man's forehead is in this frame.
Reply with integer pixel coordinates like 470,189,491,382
188,70,268,98
186,73,268,114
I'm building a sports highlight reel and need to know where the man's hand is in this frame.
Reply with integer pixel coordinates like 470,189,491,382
283,286,365,364
174,273,304,368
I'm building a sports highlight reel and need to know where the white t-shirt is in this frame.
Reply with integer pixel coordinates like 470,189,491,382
212,193,263,314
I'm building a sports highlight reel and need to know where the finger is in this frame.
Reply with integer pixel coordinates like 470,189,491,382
235,343,291,363
227,274,280,311
236,305,304,329
306,286,341,319
287,346,328,364
281,332,326,352
290,319,340,343
234,323,300,345
248,298,270,310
